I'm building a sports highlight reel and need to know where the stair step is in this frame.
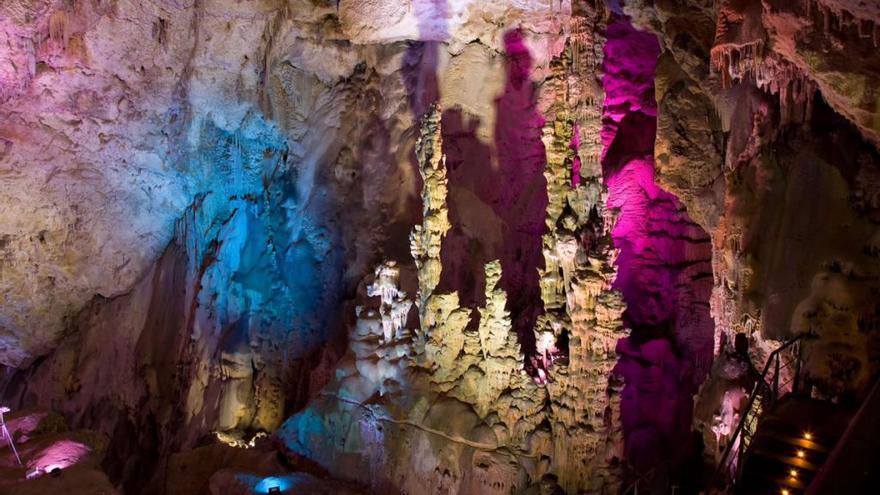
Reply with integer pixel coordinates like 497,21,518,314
752,469,810,490
757,418,842,447
745,459,816,489
739,475,810,495
738,476,803,495
729,394,855,494
750,433,831,457
750,449,820,471
763,433,830,452
776,474,809,490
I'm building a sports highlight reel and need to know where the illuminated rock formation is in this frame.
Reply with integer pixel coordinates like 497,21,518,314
410,105,450,302
276,105,541,494
537,5,628,492
275,254,536,493
277,25,631,484
599,15,714,488
1,1,879,494
625,0,880,472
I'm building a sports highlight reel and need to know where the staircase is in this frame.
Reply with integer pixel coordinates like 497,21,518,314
736,397,849,495
712,334,854,495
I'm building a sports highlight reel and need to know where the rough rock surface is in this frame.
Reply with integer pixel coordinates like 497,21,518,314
0,409,116,494
599,14,714,486
0,0,878,494
277,48,628,487
0,0,579,370
1,1,637,492
626,0,880,468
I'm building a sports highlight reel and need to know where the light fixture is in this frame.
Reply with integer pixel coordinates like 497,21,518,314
804,432,812,440
256,477,287,494
790,469,798,478
781,489,790,495
797,450,805,458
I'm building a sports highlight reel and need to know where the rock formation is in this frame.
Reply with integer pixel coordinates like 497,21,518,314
0,1,878,494
625,0,880,469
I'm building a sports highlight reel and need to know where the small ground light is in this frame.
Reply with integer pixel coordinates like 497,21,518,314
782,489,790,495
268,488,281,494
790,469,798,477
804,432,812,440
797,450,805,458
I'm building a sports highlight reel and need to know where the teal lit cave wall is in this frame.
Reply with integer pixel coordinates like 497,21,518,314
162,110,347,435
188,113,344,354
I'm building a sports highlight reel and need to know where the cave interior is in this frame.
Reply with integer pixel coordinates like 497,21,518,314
1,0,879,494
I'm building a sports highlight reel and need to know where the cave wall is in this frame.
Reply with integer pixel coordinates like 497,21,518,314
625,0,880,463
1,1,632,493
1,0,879,494
1,113,353,491
1,0,446,490
602,16,714,476
276,4,631,493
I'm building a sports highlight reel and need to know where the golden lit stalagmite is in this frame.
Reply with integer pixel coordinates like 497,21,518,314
536,3,627,492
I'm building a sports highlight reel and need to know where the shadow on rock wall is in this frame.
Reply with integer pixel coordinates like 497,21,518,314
404,7,548,361
434,29,548,359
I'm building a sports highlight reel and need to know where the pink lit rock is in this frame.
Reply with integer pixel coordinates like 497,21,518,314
25,439,91,477
602,17,714,474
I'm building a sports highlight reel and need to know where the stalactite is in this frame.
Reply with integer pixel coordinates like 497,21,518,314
570,16,578,75
257,6,291,119
800,0,879,45
858,18,871,39
152,18,168,46
48,10,70,48
711,12,818,124
710,40,765,89
20,37,37,79
823,6,831,34
365,262,413,346
755,57,817,126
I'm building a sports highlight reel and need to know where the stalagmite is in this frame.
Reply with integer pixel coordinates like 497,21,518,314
410,104,450,312
537,3,627,492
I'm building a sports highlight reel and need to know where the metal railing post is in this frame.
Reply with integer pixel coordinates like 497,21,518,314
773,354,781,401
793,341,802,394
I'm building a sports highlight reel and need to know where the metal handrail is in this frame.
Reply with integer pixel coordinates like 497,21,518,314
712,333,811,488
620,465,662,495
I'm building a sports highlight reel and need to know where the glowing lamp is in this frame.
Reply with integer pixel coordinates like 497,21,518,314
781,489,790,495
796,450,805,458
804,432,812,440
790,469,798,478
256,476,289,494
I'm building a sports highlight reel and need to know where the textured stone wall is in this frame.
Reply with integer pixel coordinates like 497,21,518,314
1,1,878,494
625,0,880,468
276,5,632,492
1,1,637,492
599,15,714,487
